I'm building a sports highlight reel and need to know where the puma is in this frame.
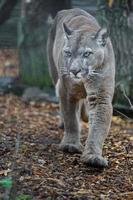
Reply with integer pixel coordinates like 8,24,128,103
47,8,115,168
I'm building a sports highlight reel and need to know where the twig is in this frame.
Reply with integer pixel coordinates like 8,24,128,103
114,108,131,120
120,84,133,110
11,133,20,171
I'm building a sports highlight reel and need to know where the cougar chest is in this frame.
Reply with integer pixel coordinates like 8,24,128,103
67,80,87,101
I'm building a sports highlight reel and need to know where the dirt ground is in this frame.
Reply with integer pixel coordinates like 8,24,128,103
0,94,133,200
0,49,19,77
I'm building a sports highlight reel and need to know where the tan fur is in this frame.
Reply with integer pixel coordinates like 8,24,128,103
47,8,115,168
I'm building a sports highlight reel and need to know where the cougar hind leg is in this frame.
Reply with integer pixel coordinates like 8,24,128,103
56,84,88,128
80,100,88,123
58,99,89,129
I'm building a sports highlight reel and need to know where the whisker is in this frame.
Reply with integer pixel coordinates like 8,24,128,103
89,70,101,75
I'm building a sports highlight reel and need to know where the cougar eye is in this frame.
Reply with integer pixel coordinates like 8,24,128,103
83,50,93,58
64,50,72,57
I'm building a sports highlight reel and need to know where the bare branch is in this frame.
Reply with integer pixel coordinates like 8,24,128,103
120,84,133,110
114,108,131,120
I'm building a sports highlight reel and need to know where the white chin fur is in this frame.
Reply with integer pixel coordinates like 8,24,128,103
76,72,82,78
70,72,75,78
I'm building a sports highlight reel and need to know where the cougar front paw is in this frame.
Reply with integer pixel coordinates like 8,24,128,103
59,143,83,154
81,153,108,168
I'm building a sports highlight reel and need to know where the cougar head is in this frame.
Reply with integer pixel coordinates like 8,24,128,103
62,23,108,79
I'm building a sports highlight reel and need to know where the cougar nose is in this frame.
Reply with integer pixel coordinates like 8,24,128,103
71,69,81,76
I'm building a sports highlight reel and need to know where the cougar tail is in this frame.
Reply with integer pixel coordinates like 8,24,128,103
47,15,58,85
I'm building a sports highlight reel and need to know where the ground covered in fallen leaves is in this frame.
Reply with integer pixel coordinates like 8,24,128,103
0,94,133,200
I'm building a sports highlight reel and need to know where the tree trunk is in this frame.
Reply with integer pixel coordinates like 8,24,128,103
18,0,71,87
97,0,133,110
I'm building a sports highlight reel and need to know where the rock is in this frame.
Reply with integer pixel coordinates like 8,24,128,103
22,86,58,103
0,76,16,94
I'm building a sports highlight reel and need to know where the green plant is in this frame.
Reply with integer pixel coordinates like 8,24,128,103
16,194,32,200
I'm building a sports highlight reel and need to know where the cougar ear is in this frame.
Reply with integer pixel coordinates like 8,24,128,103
95,28,108,46
63,23,73,39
